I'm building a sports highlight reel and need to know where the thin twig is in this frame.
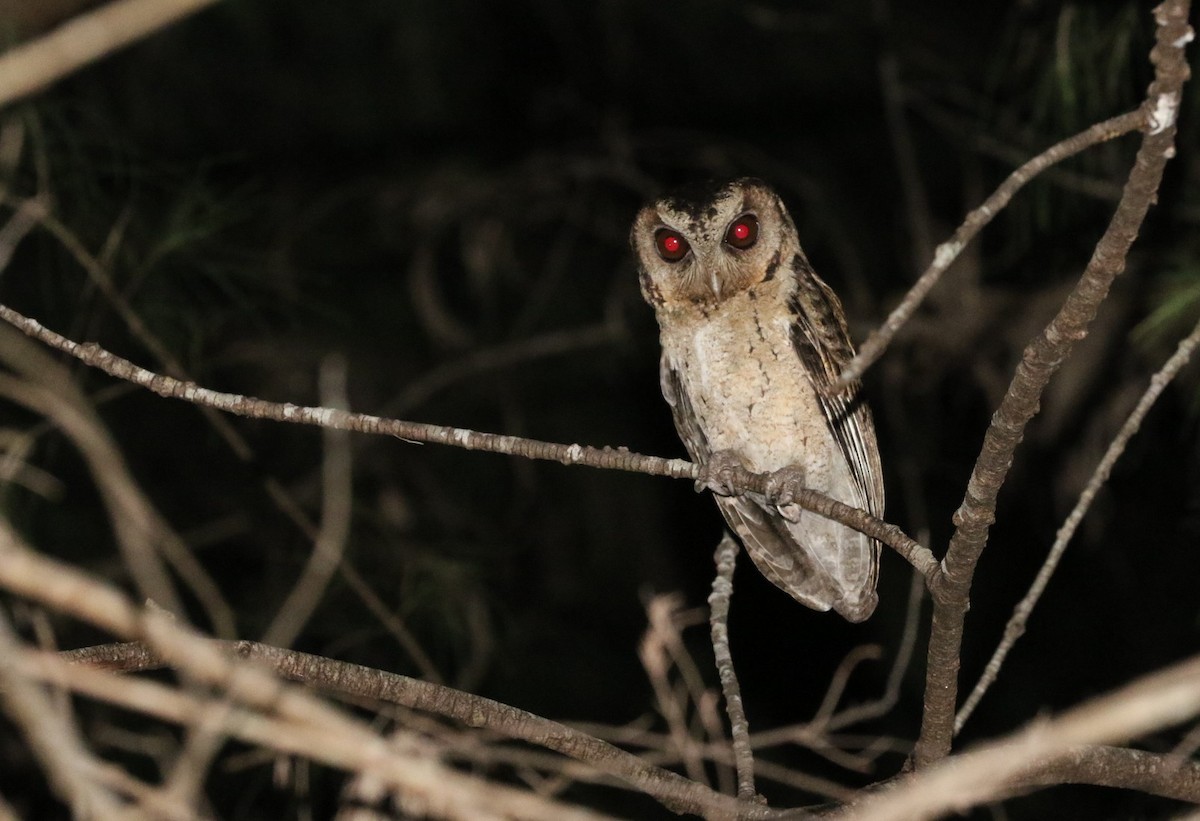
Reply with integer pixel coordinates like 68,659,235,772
913,0,1192,766
829,108,1144,393
0,0,222,108
826,566,924,732
0,301,693,478
811,646,883,729
956,314,1200,735
709,533,756,800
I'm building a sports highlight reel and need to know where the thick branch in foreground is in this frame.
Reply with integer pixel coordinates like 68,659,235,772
66,641,1200,818
0,523,776,820
20,649,614,821
64,641,788,820
0,301,932,575
840,654,1200,821
913,0,1193,767
0,531,608,820
0,0,221,108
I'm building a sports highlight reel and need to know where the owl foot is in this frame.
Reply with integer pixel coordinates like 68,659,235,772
765,465,807,523
696,450,746,497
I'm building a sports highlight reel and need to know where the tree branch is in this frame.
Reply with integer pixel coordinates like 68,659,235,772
709,533,757,800
913,0,1193,767
63,640,793,820
0,300,935,577
829,108,1145,393
0,518,782,820
841,654,1200,820
0,0,222,109
956,314,1200,735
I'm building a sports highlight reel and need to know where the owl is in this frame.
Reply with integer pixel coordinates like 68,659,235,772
631,178,884,622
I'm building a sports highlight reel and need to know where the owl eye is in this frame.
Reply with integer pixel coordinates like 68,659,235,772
654,228,690,262
724,215,759,250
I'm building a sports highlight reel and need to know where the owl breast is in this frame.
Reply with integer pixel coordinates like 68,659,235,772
661,288,854,501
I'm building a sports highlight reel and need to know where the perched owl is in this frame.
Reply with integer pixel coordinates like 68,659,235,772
631,178,884,622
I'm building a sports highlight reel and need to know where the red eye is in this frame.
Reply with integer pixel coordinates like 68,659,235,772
725,214,758,249
654,228,690,262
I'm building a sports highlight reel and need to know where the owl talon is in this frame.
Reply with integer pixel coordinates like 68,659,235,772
696,450,746,497
765,465,807,507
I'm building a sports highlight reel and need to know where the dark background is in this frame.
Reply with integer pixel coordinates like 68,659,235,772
1,1,1198,817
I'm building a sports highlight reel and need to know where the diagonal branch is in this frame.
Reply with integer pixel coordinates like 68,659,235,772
913,0,1193,767
956,314,1200,735
0,0,222,109
841,653,1200,820
0,520,782,820
61,640,794,820
828,108,1144,393
830,109,1147,393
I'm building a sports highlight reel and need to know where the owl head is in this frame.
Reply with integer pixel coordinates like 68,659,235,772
630,177,800,309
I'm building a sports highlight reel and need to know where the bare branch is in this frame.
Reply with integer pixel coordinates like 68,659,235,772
957,314,1200,735
709,533,756,800
0,0,222,109
1026,745,1200,803
0,523,703,820
841,654,1200,820
63,640,794,820
0,301,694,480
0,300,933,575
829,108,1144,393
0,611,126,817
914,0,1193,766
20,649,617,821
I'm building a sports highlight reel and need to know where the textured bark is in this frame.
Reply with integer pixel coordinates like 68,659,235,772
913,0,1193,767
65,640,793,820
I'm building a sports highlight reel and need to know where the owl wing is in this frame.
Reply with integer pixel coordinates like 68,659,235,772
661,352,871,619
786,256,886,520
660,352,711,462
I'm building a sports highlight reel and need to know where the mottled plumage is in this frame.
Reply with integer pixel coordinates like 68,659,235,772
631,178,884,621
